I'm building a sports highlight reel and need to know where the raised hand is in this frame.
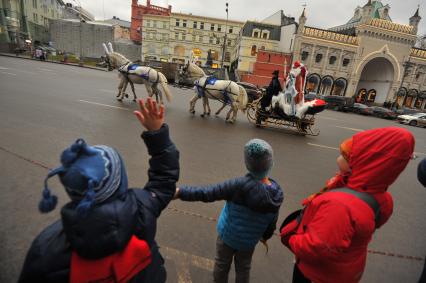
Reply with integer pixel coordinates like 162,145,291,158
134,97,165,131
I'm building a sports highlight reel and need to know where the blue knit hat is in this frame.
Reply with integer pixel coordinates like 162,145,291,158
39,139,127,216
418,157,426,187
244,139,274,179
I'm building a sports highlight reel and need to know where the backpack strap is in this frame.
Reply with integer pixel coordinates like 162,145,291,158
331,188,380,227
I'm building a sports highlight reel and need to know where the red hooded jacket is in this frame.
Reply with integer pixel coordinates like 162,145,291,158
281,127,415,283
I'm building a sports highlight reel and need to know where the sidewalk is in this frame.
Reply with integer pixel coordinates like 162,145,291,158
0,52,107,72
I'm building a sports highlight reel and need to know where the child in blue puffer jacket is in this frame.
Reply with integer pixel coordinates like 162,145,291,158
174,139,284,283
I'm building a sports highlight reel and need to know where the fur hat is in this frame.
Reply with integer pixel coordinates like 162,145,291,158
244,139,274,179
39,139,127,216
418,157,426,187
272,70,279,76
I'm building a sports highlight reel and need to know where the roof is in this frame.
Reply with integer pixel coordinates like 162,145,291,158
171,12,244,25
241,21,281,41
104,18,131,28
55,18,113,27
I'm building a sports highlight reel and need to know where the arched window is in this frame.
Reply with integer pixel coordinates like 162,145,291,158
332,78,347,96
161,47,169,55
251,45,257,56
329,56,337,65
315,53,323,63
367,89,377,102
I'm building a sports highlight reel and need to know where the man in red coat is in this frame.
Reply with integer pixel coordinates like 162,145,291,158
281,127,415,283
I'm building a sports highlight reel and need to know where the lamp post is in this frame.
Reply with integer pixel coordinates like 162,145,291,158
220,2,229,68
395,58,413,107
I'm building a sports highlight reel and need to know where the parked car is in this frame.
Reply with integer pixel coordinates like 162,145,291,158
348,103,370,114
304,92,317,102
323,95,354,111
397,112,426,127
236,82,263,103
370,106,397,119
393,107,421,116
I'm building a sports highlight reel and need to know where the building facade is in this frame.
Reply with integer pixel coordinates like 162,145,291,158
130,0,171,44
62,2,94,22
103,16,131,41
141,12,243,68
292,0,425,109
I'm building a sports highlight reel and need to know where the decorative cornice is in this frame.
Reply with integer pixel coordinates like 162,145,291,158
302,27,358,46
410,48,426,60
368,18,414,34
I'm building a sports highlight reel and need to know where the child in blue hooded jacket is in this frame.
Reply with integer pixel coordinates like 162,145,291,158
175,139,284,283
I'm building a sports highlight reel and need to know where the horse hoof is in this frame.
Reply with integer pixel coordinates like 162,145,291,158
215,112,220,116
190,110,195,115
133,99,137,102
125,94,129,98
207,112,211,116
117,99,123,102
200,114,205,118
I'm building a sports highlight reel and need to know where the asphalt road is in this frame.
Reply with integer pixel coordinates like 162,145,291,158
1,56,425,283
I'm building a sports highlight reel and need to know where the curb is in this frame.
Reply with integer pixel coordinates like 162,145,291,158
0,53,108,72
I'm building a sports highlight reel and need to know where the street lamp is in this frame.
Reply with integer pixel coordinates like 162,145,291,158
220,2,229,68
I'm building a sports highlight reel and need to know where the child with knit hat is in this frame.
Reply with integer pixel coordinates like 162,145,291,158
174,139,284,283
19,98,180,283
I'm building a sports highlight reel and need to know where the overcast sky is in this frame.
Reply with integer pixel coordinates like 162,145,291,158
75,0,424,35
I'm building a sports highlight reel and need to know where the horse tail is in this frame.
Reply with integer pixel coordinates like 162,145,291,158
158,72,172,102
237,85,248,112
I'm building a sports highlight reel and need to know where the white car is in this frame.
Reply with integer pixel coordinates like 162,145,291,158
397,113,426,127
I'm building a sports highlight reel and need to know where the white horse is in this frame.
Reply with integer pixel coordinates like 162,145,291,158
180,61,248,123
102,43,172,103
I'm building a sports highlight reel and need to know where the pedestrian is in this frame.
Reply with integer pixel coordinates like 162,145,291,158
174,139,284,283
280,127,415,283
417,158,426,283
18,97,180,283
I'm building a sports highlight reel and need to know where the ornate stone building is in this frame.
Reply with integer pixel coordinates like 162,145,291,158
292,0,425,110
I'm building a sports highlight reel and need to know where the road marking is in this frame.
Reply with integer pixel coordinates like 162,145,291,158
335,126,364,132
307,143,339,151
78,100,129,110
98,89,116,93
38,68,54,72
0,71,17,76
162,246,214,283
414,152,426,156
0,66,9,70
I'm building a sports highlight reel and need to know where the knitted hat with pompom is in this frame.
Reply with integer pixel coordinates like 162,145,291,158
39,139,127,217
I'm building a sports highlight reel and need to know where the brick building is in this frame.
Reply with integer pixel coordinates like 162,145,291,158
241,50,291,87
130,0,171,44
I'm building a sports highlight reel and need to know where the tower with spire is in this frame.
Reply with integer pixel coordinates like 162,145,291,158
409,6,421,34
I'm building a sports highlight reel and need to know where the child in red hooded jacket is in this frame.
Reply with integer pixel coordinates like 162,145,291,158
280,127,415,283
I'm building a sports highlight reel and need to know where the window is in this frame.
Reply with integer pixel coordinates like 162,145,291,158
229,27,233,33
175,19,180,27
225,52,231,62
329,56,337,65
262,33,268,39
153,21,157,28
301,51,309,61
175,32,178,40
183,20,187,27
32,0,37,8
33,13,38,22
315,53,323,63
200,22,204,29
251,45,257,56
193,21,197,28
218,25,222,32
216,38,220,45
227,39,232,46
211,23,215,31
253,31,259,38
342,58,350,67
209,37,214,44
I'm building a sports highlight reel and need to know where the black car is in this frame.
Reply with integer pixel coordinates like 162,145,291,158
323,95,354,111
370,106,397,119
304,92,318,102
349,103,370,114
236,82,263,103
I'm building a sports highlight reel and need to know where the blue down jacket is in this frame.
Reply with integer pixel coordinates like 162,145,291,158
179,175,284,251
18,124,179,283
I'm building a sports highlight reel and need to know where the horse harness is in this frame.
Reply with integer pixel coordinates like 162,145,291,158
118,62,160,84
195,77,239,105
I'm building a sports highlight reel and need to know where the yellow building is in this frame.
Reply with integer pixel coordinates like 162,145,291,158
141,12,243,68
293,0,425,109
